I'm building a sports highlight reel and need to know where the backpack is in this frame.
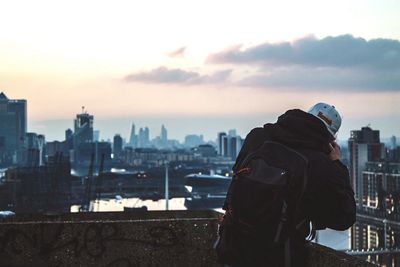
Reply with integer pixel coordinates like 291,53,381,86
214,141,310,267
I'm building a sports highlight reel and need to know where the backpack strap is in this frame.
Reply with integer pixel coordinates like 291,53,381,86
284,238,291,267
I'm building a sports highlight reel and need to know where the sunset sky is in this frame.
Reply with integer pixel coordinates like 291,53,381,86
0,0,399,142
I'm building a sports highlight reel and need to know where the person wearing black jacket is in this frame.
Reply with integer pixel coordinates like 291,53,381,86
224,103,356,266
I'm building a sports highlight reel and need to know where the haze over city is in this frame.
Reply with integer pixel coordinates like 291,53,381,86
0,0,399,141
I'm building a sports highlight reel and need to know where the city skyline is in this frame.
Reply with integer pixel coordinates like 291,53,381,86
1,91,398,144
0,1,399,141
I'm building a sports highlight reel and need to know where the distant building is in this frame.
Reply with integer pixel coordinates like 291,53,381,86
390,136,397,149
348,126,385,207
351,162,400,252
217,132,227,155
387,147,400,163
138,127,150,148
222,135,243,160
46,141,68,159
184,134,204,148
192,144,217,158
218,131,243,160
24,133,46,167
113,134,123,159
72,109,94,163
65,129,73,141
74,142,111,164
362,162,400,212
0,92,27,165
73,110,94,145
93,130,100,142
129,123,137,147
161,125,168,146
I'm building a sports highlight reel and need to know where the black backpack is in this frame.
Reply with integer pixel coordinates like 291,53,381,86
214,141,310,267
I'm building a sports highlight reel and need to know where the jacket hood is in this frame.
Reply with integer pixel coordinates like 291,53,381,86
263,109,334,153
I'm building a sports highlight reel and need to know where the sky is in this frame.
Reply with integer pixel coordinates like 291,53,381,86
0,0,399,142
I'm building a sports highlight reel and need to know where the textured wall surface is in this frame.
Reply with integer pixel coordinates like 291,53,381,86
0,211,375,267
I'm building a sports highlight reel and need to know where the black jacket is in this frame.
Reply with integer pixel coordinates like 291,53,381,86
229,109,356,266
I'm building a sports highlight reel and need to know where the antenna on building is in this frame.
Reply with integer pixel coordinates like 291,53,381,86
82,106,85,114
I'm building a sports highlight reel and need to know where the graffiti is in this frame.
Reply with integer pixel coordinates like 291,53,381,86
106,258,139,267
0,216,219,267
0,222,187,266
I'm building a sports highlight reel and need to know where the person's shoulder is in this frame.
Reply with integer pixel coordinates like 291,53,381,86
297,148,327,160
298,148,332,167
245,127,267,140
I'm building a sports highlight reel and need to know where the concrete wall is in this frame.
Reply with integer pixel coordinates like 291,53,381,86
0,211,375,267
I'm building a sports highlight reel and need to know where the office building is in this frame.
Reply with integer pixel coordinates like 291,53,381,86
0,92,27,165
72,109,94,163
217,132,227,155
184,134,204,148
348,127,385,207
129,123,137,147
218,130,243,160
113,134,123,159
138,127,150,148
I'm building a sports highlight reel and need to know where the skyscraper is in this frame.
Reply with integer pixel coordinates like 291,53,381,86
137,127,150,148
0,92,27,165
93,130,100,142
144,127,150,145
161,125,167,143
129,123,137,147
348,126,385,207
217,132,227,155
73,109,94,146
113,134,123,159
72,108,94,163
218,131,243,160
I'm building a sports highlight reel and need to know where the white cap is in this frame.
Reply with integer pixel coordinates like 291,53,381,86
308,103,342,137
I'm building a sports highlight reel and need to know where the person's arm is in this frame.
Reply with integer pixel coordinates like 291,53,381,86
322,160,356,230
311,143,356,231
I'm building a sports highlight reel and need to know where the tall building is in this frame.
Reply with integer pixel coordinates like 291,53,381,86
129,123,137,147
184,134,204,148
362,162,400,212
218,131,243,160
72,109,94,163
113,134,123,159
221,135,243,160
348,127,385,207
217,132,227,155
93,130,100,142
73,110,94,145
144,127,150,146
138,127,150,148
391,135,397,149
0,92,27,165
228,129,237,137
161,125,167,143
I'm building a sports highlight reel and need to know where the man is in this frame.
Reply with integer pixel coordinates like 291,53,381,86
221,103,356,266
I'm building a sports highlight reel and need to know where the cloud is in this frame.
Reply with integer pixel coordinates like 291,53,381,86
207,35,400,70
239,67,400,91
168,46,186,58
124,66,232,85
206,35,400,91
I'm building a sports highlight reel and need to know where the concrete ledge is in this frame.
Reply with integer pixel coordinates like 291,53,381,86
306,243,376,267
0,211,375,267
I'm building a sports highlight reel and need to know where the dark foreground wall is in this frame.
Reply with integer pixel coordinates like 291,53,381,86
0,211,375,267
